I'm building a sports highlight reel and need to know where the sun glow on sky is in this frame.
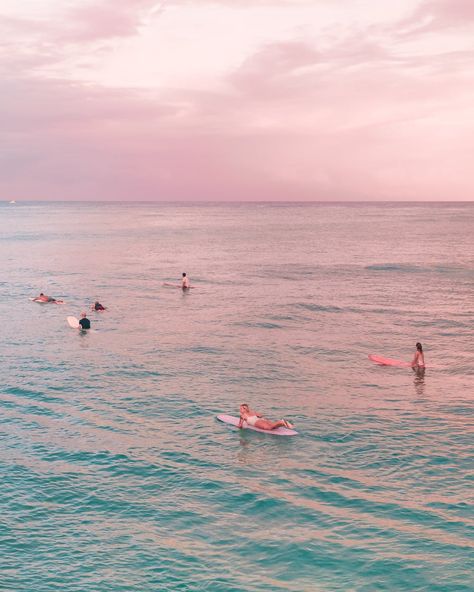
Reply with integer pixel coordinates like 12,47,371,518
1,0,473,201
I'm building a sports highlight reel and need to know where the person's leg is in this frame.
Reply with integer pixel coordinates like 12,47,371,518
255,419,288,430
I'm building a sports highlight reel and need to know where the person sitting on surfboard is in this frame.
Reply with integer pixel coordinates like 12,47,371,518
92,301,106,311
182,272,190,290
78,312,91,330
34,292,63,304
238,404,293,431
412,342,425,368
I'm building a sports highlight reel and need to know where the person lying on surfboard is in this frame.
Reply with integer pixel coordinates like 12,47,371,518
238,403,293,431
91,301,106,311
182,272,190,290
33,292,63,304
412,342,425,369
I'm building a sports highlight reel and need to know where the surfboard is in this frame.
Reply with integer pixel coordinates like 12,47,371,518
368,354,412,368
162,282,194,289
67,316,80,329
31,298,64,304
216,414,298,436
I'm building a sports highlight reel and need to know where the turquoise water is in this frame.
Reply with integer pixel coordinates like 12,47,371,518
1,202,473,591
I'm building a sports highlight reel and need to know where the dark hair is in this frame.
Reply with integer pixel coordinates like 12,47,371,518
416,342,423,352
40,293,44,296
182,272,186,277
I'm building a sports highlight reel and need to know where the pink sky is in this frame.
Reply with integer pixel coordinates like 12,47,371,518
1,0,473,201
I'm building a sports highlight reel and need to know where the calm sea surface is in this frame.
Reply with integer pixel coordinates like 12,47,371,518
0,202,473,591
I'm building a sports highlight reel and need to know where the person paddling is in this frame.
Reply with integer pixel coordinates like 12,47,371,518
92,301,106,311
33,292,63,304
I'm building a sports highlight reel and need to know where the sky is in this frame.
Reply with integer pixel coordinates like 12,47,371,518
1,0,473,201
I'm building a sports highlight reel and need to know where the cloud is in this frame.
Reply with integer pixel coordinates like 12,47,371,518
1,1,474,201
2,27,474,203
0,78,319,201
65,0,159,42
229,41,321,95
397,0,474,35
0,0,159,57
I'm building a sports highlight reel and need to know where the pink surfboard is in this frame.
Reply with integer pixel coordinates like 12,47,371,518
368,354,412,368
162,282,195,289
217,414,298,436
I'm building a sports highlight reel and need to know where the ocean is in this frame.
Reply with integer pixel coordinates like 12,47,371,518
1,201,473,591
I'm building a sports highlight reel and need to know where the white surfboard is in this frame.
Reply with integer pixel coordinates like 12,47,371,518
216,414,298,436
67,316,80,329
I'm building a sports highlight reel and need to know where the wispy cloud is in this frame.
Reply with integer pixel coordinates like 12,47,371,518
1,0,473,200
64,0,159,42
396,0,474,35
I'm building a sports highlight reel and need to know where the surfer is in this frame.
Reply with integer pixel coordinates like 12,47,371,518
238,404,293,431
33,293,63,304
182,272,190,290
412,342,425,369
78,312,91,330
92,301,106,311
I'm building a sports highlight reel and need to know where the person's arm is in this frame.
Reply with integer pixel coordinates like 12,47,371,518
411,352,418,367
238,415,245,429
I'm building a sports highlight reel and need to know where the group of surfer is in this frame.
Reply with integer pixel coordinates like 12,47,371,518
33,292,107,331
33,272,190,331
79,303,106,329
33,277,425,434
34,293,105,310
74,303,106,330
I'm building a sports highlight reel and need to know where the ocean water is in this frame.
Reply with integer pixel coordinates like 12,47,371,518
0,201,473,592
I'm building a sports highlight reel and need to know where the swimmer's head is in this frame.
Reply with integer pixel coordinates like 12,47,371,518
240,403,249,412
182,272,186,277
81,312,87,318
416,342,423,352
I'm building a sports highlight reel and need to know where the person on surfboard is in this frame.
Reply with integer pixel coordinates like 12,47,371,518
78,312,91,330
238,403,293,431
412,342,425,369
92,301,106,311
182,272,190,290
33,292,63,304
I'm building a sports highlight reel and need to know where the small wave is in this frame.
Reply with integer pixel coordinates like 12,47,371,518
294,303,348,314
234,321,283,329
365,264,428,273
366,263,474,276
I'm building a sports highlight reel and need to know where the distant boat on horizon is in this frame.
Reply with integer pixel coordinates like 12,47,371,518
9,200,16,204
